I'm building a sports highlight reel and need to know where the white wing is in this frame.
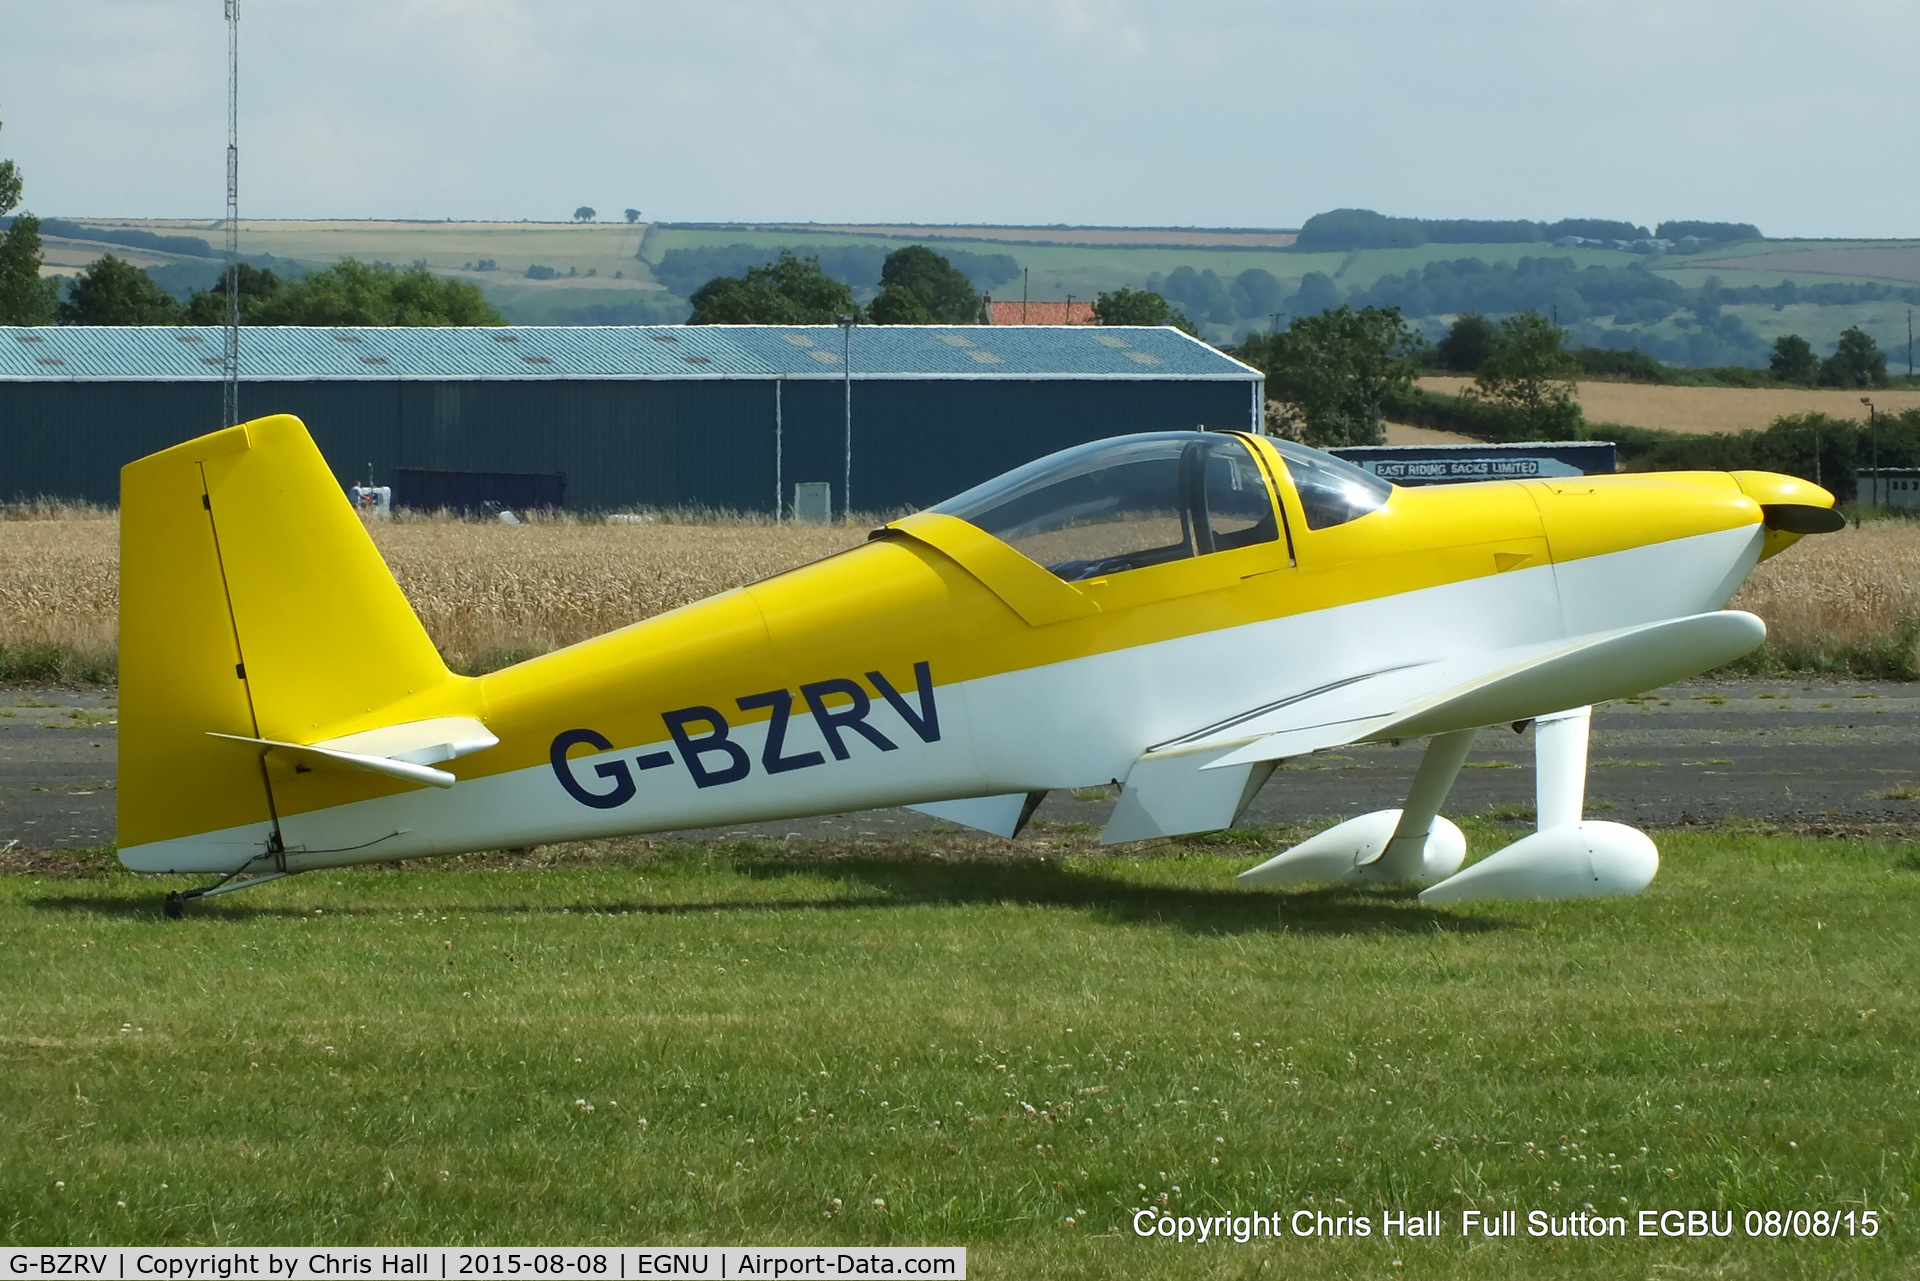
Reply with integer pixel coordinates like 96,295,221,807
1101,610,1763,843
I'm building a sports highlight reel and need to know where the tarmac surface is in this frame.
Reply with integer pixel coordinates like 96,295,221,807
3,678,1917,854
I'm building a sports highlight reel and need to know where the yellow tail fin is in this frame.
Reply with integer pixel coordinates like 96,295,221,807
119,415,453,864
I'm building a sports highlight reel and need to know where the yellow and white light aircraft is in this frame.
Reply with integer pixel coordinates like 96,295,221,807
120,416,1842,915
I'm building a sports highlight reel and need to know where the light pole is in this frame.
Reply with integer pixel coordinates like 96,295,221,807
1862,396,1878,515
221,0,240,430
837,314,857,523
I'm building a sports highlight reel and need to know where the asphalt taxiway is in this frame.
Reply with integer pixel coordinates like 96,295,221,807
4,679,1915,853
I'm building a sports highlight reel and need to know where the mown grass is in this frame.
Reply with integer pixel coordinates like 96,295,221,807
1,824,1914,1277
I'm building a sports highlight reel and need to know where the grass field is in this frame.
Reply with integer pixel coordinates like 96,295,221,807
131,219,653,281
1671,240,1920,280
1416,377,1920,435
785,225,1300,249
3,510,1916,682
0,823,1913,1275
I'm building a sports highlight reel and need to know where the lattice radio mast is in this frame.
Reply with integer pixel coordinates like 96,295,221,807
221,0,240,428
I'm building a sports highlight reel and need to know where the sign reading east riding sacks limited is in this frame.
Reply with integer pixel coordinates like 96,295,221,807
1,1247,965,1281
1329,441,1618,487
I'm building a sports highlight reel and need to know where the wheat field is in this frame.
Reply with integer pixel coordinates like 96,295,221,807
1729,521,1920,669
373,519,863,668
0,512,1912,679
0,514,863,677
1417,376,1920,434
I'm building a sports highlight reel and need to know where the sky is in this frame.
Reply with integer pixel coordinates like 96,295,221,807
1,0,1913,237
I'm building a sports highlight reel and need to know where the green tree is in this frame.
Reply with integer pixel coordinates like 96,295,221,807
1240,305,1426,446
875,245,978,324
251,260,503,325
58,255,185,324
1232,269,1284,322
624,208,640,223
1769,333,1817,384
573,206,597,222
1434,312,1498,373
1466,310,1581,439
0,120,58,325
865,283,934,324
688,251,857,324
1092,287,1196,334
1819,326,1887,389
688,275,802,323
0,213,57,324
185,263,283,324
0,138,19,219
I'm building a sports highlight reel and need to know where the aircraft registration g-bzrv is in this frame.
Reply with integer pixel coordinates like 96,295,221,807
120,415,1843,916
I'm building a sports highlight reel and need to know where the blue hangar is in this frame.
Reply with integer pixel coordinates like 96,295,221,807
0,324,1262,514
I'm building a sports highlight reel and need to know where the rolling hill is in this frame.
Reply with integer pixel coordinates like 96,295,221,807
24,217,1920,367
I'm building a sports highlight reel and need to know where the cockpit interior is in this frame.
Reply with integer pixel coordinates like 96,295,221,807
932,432,1392,582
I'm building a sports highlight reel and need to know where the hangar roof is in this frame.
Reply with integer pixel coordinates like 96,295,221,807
0,325,1257,383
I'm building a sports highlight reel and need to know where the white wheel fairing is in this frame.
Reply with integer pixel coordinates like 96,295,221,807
1418,821,1659,903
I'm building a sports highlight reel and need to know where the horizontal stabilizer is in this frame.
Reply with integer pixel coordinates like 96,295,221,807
312,716,498,766
206,716,499,790
1195,611,1764,771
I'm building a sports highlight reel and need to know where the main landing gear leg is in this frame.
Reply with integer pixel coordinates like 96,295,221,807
1419,706,1658,903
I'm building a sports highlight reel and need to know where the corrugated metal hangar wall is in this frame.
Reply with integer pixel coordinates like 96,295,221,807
0,325,1263,513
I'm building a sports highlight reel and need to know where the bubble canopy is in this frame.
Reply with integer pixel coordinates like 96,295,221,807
1267,438,1394,531
930,431,1290,582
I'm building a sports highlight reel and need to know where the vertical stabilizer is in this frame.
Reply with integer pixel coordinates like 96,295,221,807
119,415,457,869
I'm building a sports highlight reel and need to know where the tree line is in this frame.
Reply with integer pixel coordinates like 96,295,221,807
688,245,988,324
28,254,503,326
1294,208,1761,251
655,243,1018,301
1231,303,1902,451
1237,307,1584,446
681,244,1209,335
1098,254,1892,361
